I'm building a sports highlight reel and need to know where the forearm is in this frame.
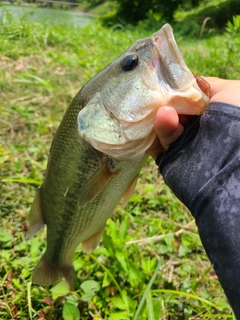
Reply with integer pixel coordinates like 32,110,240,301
157,102,240,318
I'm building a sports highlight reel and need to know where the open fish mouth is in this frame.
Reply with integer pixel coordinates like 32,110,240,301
77,24,210,160
152,24,196,92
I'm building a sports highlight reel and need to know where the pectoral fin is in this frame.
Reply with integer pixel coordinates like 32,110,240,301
26,188,45,239
122,175,139,208
78,164,118,208
82,227,105,253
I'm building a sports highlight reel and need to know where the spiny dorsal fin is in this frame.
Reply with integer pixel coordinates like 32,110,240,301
26,188,45,239
78,165,119,208
82,226,105,253
122,175,139,208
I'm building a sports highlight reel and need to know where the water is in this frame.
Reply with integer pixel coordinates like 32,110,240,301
0,4,95,28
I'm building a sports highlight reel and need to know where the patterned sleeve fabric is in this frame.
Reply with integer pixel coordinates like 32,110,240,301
156,102,240,318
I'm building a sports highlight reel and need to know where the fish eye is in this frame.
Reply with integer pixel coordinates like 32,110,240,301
121,54,139,72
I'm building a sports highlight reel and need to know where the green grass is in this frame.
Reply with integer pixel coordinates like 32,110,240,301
0,8,239,320
76,1,116,16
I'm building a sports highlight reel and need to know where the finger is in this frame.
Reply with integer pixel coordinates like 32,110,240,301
154,107,184,149
203,77,240,107
202,77,225,98
147,136,165,159
148,107,184,160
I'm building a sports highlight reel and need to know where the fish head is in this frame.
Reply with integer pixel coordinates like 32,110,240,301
78,24,210,160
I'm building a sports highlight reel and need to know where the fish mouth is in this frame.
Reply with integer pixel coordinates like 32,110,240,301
152,24,194,91
78,24,209,160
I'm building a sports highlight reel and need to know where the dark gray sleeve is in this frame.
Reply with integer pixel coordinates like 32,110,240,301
156,102,240,319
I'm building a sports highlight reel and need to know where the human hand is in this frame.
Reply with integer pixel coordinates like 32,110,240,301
148,77,240,159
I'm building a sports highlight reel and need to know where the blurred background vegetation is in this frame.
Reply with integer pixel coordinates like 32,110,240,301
0,0,240,319
2,0,240,32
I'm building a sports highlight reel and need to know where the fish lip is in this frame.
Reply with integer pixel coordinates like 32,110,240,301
152,23,198,93
152,23,191,77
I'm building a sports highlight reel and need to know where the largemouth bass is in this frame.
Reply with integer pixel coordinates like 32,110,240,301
27,24,210,289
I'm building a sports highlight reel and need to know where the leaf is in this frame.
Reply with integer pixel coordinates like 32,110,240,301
127,261,143,284
0,250,11,260
214,298,231,310
115,252,128,272
141,257,157,275
89,254,122,295
111,296,127,310
21,268,30,279
30,236,44,257
152,298,162,319
80,280,100,301
50,280,70,300
145,184,154,194
164,233,174,252
107,219,120,247
178,244,191,257
12,278,22,290
119,215,129,242
102,232,115,257
62,302,80,320
65,294,78,306
14,241,27,251
73,259,84,272
102,271,112,288
111,290,137,314
0,230,13,242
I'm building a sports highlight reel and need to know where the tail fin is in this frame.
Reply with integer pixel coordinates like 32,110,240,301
32,254,75,290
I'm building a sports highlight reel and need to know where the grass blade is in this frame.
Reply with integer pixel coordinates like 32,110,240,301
146,291,155,320
1,178,42,185
200,313,234,319
151,289,218,308
27,282,32,320
133,258,162,320
89,254,122,295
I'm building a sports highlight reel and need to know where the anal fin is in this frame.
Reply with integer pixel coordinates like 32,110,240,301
122,175,139,208
82,227,105,253
26,188,45,239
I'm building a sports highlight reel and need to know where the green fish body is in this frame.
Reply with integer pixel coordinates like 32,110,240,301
27,24,210,289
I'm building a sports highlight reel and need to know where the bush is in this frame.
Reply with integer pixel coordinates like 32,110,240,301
182,0,240,30
226,15,240,35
